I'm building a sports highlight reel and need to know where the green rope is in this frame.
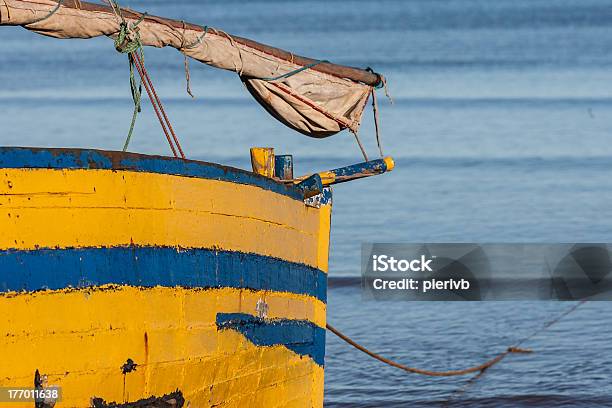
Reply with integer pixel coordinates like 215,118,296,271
260,60,329,82
25,0,62,25
113,13,147,54
122,51,143,151
111,10,148,151
183,26,209,50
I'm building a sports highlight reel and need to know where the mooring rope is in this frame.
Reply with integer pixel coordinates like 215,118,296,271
327,300,586,377
441,300,588,404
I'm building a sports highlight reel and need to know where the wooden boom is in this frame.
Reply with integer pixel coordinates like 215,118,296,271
49,0,383,87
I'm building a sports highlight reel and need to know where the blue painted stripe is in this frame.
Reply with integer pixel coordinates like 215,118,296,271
0,247,327,303
0,147,302,200
216,313,325,366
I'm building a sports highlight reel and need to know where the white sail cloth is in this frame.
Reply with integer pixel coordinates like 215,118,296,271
0,0,373,137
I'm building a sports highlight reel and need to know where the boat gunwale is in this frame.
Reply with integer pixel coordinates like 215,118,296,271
0,146,304,201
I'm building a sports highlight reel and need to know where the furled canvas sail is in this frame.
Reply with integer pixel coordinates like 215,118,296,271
0,0,383,138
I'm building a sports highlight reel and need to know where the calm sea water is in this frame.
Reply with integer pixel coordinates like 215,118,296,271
2,0,612,406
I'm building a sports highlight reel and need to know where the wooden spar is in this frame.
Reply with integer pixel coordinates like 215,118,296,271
53,0,382,87
290,157,395,187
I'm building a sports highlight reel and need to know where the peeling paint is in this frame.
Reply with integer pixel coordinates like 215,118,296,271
256,298,269,318
121,359,138,374
216,313,326,366
0,166,329,269
92,390,185,407
0,147,331,407
34,369,58,408
0,147,302,200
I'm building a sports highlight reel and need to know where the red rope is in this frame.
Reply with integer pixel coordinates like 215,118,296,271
132,53,186,159
327,300,586,377
130,53,178,157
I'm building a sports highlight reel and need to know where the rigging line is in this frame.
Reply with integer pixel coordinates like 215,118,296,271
132,52,186,159
180,20,194,98
260,60,329,82
183,54,194,98
131,53,178,158
371,89,384,158
217,28,245,76
106,0,124,23
122,52,142,152
183,26,209,50
379,75,393,103
3,1,11,22
112,8,146,152
179,24,209,99
365,67,388,158
352,132,369,162
109,0,183,158
327,300,586,378
366,67,393,102
24,0,62,25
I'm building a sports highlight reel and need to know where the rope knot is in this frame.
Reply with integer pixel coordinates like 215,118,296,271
109,8,148,152
114,21,142,54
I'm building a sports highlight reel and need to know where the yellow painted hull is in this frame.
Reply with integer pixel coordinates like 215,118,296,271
0,148,331,407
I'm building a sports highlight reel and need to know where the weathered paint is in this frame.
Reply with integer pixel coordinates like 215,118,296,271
0,247,327,302
0,147,332,407
298,157,395,186
0,167,328,270
92,390,185,407
304,187,333,209
0,286,325,407
249,147,275,178
0,147,302,200
383,156,395,172
296,174,323,199
216,313,326,366
274,155,294,180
